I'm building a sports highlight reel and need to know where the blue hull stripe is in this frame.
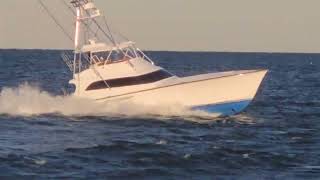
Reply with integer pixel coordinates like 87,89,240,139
192,99,252,116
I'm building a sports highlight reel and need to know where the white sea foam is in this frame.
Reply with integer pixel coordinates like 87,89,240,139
0,84,218,119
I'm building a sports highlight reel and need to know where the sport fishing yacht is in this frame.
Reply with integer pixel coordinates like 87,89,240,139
56,0,267,116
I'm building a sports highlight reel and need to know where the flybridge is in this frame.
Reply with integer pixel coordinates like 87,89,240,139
50,0,157,91
70,0,126,52
39,0,154,78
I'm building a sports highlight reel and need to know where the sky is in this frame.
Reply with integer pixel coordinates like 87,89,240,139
1,0,320,52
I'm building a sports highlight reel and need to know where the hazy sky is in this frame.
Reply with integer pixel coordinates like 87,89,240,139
1,0,320,52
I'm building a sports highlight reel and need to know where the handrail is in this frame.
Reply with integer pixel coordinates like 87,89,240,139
136,48,154,65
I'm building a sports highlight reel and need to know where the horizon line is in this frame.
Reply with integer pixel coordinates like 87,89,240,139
1,48,320,55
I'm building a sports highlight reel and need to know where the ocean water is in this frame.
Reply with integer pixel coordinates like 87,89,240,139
0,49,319,179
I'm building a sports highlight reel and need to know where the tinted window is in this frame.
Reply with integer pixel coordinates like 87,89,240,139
86,70,172,91
92,51,110,60
92,51,135,62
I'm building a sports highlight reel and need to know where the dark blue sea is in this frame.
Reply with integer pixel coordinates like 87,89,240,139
0,49,319,179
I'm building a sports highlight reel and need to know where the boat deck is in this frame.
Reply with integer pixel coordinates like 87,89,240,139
159,70,266,87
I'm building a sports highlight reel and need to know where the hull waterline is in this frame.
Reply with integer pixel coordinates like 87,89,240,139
192,99,252,116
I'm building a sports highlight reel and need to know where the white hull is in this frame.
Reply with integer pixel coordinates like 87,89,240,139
86,69,267,116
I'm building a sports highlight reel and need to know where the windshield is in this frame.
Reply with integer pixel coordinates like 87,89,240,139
92,47,138,62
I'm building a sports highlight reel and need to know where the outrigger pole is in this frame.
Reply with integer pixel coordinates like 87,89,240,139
37,0,74,42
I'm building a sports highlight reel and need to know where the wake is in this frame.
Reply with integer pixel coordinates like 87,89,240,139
0,84,216,119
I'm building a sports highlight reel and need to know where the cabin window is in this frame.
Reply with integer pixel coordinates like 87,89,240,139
86,70,173,90
123,48,136,58
110,51,125,61
92,51,110,61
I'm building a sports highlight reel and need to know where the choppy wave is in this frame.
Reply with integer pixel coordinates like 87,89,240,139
3,50,320,179
0,84,217,119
